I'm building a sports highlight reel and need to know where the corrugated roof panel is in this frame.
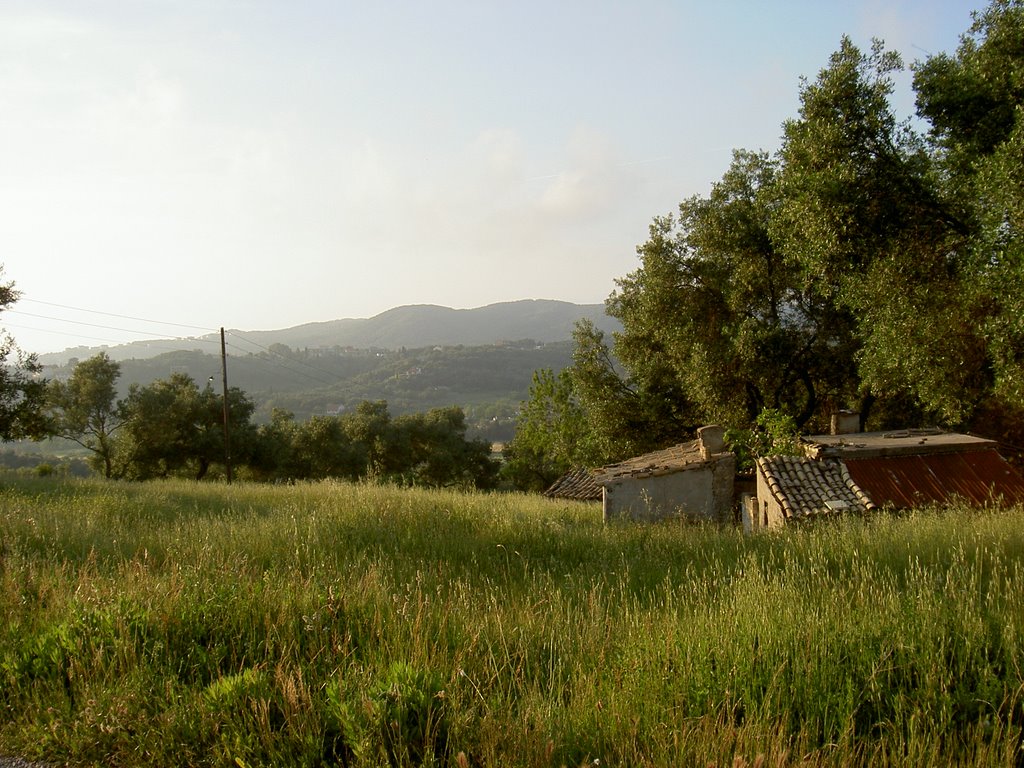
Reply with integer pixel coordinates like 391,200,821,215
961,450,1024,503
842,457,900,506
844,449,1024,508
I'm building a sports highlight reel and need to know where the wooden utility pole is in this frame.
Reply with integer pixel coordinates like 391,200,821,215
220,327,233,484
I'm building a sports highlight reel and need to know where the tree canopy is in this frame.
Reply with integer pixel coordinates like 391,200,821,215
47,352,125,478
250,400,498,488
0,270,48,441
508,1,1024,485
43,354,498,487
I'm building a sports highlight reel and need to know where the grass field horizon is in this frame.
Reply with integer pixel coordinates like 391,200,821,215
2,475,1023,766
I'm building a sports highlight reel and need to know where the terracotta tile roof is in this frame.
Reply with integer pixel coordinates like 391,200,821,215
543,467,603,501
845,449,1024,508
592,440,705,484
544,441,714,500
757,455,876,520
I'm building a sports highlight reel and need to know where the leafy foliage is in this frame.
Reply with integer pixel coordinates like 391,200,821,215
611,150,863,432
117,374,257,481
915,0,1024,406
501,368,594,491
370,662,449,766
252,401,498,488
774,38,980,423
390,406,498,489
42,354,498,487
46,353,125,478
0,270,48,441
512,4,1024,478
725,408,803,472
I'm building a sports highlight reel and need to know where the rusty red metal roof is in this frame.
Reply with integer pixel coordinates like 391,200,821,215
844,449,1024,508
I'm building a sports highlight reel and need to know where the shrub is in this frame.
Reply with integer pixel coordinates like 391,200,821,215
372,662,449,767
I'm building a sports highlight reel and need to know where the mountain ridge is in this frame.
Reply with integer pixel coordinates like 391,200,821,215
38,299,620,365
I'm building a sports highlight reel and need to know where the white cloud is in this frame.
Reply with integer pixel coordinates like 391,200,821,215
343,139,399,203
540,127,623,219
469,128,528,195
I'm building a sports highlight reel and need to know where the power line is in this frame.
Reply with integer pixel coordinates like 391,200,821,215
226,332,344,387
9,296,350,389
7,309,221,344
2,321,205,354
19,298,217,333
229,345,340,388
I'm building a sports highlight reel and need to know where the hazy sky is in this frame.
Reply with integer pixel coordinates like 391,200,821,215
0,1,978,354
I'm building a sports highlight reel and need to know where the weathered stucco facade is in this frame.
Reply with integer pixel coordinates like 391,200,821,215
597,425,736,525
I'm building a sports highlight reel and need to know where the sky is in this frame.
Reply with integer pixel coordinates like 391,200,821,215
0,1,980,355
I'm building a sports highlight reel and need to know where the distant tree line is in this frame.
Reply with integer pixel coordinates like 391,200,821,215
42,338,574,441
42,352,498,488
505,2,1024,490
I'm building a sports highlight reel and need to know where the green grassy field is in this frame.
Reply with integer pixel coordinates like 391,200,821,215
1,476,1023,767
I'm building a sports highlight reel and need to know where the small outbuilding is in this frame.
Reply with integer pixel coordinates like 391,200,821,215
542,425,736,525
594,425,735,525
750,425,1024,530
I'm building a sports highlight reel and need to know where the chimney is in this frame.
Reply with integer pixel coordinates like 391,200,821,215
698,424,726,459
830,410,860,436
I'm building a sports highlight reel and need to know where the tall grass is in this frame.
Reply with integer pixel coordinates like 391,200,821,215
1,475,1023,766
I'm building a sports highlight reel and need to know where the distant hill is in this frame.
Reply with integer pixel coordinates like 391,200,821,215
36,300,621,442
40,340,582,443
39,300,619,366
